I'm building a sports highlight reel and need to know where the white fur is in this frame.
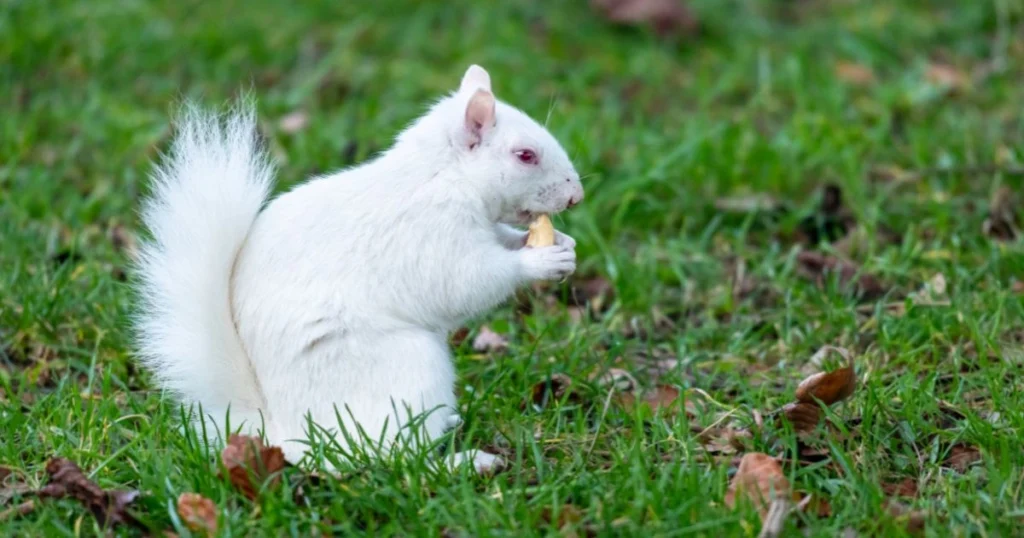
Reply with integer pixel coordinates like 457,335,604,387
133,66,584,472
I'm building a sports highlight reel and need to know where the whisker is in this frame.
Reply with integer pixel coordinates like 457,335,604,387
544,93,557,128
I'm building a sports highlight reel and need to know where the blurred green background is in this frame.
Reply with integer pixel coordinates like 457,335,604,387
2,0,1023,535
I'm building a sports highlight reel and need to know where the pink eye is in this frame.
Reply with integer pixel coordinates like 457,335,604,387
514,149,538,165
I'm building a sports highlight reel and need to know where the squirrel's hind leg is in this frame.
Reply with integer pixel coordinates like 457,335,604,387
432,449,506,475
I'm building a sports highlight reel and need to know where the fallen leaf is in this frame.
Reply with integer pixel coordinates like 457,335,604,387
590,0,699,37
781,402,822,434
39,457,142,528
177,493,218,535
882,478,919,498
471,326,508,353
449,327,470,347
564,276,615,313
616,384,685,415
592,368,638,392
943,444,981,472
795,347,855,405
529,373,578,409
795,251,886,300
697,426,752,456
834,62,876,86
724,453,791,521
925,63,969,92
982,187,1019,241
220,435,286,500
539,504,587,536
795,443,832,464
0,466,10,482
885,500,927,535
278,111,308,134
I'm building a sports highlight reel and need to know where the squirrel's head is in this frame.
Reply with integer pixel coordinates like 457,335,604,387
397,65,584,225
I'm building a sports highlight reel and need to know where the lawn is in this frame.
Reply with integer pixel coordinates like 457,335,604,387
2,0,1024,535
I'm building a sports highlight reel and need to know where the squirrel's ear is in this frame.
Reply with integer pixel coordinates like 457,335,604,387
464,88,496,148
459,64,492,94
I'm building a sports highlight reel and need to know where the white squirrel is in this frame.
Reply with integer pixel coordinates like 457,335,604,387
133,65,584,473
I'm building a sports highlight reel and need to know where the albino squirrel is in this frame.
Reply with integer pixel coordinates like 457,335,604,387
133,65,583,473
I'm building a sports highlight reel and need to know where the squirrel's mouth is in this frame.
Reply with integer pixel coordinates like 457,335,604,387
514,210,536,224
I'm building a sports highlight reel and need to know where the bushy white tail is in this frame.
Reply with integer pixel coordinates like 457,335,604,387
133,104,272,436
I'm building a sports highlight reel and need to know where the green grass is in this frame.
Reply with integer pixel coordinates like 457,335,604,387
3,0,1024,535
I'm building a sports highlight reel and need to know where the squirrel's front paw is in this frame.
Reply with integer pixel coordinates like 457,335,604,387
553,230,576,249
520,244,576,281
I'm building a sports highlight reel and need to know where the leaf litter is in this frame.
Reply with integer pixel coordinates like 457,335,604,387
723,452,793,535
0,457,143,530
176,492,218,536
220,434,287,500
590,0,699,37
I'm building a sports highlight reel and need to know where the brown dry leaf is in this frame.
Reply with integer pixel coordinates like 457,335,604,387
943,444,981,472
885,500,927,535
795,443,833,465
834,62,876,86
795,347,855,405
177,493,218,535
983,186,1019,241
882,478,919,498
616,384,685,415
795,251,886,300
925,63,969,92
471,325,508,353
449,327,470,347
278,110,309,134
592,368,638,392
39,457,142,529
697,426,752,456
590,0,699,37
220,435,286,500
781,402,822,434
529,373,578,409
724,453,791,521
565,276,615,314
539,504,587,537
0,466,10,482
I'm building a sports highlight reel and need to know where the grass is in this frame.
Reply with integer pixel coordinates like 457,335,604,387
2,0,1024,535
